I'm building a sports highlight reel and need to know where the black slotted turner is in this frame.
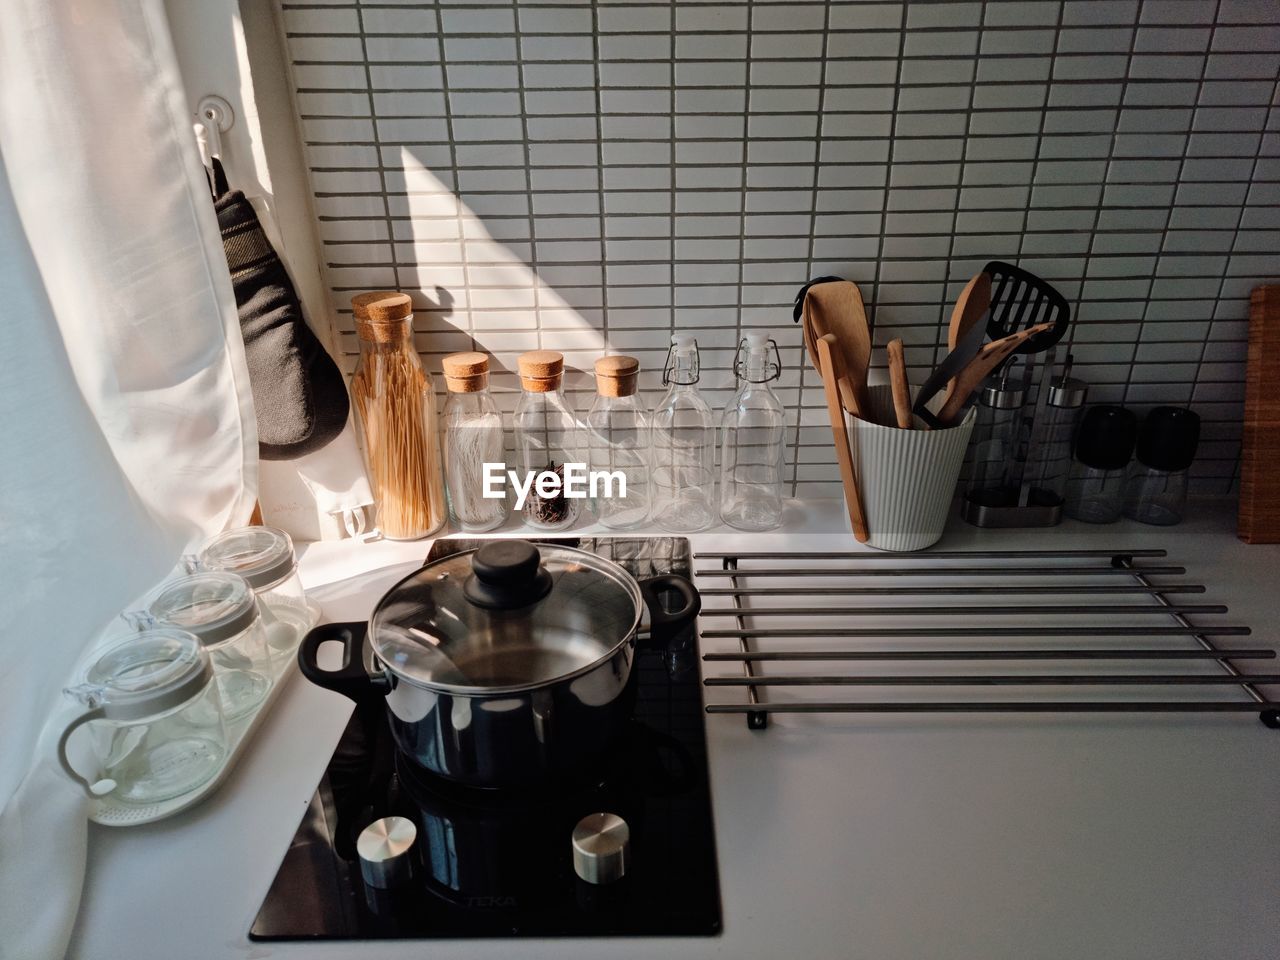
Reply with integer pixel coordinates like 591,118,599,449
983,261,1070,355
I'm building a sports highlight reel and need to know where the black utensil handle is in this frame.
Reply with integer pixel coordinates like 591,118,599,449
639,574,701,648
298,620,385,703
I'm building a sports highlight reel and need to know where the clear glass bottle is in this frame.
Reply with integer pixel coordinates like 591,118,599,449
651,335,717,533
1024,364,1088,508
441,352,507,532
1123,406,1200,526
720,334,785,531
350,291,447,540
965,378,1025,509
586,355,651,529
1063,405,1137,523
513,350,582,530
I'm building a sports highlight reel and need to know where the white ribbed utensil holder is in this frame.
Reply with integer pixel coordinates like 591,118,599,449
848,384,975,552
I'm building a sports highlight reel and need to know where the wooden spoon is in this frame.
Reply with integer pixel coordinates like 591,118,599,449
935,322,1053,426
886,338,912,429
817,334,869,543
802,280,872,417
949,272,992,353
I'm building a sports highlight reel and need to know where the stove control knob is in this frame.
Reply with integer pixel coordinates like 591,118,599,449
357,816,417,889
572,812,629,885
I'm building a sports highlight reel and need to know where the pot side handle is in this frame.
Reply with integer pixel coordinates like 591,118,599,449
298,621,384,703
638,574,702,649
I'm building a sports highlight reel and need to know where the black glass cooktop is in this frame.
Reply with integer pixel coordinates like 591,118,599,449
250,537,721,941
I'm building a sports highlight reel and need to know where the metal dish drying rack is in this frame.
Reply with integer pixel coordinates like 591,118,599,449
696,548,1279,731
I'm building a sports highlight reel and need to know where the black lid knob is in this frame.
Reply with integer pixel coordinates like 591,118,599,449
1073,405,1137,470
464,540,553,609
1135,406,1200,472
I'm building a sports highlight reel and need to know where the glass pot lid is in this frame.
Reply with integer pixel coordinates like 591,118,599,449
369,541,642,694
197,525,296,591
148,572,258,646
66,628,214,722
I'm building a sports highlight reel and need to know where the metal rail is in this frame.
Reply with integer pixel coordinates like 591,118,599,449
694,565,1188,578
699,604,1229,618
697,549,1279,730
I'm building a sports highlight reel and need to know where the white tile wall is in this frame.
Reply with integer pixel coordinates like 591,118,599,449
278,0,1280,497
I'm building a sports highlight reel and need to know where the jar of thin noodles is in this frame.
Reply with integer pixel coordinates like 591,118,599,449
350,292,447,540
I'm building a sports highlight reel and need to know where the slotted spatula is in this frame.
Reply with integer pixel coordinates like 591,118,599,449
983,261,1070,356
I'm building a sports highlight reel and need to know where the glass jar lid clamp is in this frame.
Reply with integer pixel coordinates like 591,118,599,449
662,335,701,386
732,334,782,383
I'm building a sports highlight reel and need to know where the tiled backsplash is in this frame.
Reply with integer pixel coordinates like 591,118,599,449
278,0,1280,497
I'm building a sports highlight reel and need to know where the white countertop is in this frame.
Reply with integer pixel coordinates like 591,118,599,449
66,501,1280,960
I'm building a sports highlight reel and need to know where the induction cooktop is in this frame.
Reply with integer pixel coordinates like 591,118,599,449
249,537,721,941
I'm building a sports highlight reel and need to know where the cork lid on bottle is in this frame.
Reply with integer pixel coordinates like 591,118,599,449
594,355,640,397
517,350,564,392
352,291,413,342
442,352,490,393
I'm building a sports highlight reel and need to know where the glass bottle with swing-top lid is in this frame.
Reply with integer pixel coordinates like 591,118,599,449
651,335,717,533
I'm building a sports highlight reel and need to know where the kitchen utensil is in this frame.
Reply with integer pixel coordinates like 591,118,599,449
886,338,912,429
587,355,651,530
59,629,228,802
1064,405,1137,523
850,385,976,551
797,278,871,416
817,334,869,543
932,323,1053,428
1123,407,1200,526
145,572,275,719
983,261,1070,357
351,291,448,540
1240,285,1280,543
653,336,718,532
442,352,508,532
297,539,701,788
911,315,990,427
949,272,992,354
721,334,786,531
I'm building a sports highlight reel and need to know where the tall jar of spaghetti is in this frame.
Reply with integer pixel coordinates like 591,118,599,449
350,291,446,539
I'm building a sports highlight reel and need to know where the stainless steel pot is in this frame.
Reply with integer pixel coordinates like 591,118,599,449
298,540,700,788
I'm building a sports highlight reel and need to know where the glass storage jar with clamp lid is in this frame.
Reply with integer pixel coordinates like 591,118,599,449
719,333,785,531
144,572,275,719
193,524,317,654
651,335,717,533
58,629,228,803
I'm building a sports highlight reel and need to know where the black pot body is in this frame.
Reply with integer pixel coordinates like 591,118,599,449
298,559,699,790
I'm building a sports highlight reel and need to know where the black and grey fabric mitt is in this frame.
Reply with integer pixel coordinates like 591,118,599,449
211,160,348,460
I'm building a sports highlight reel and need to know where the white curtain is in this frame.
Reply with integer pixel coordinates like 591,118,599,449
0,1,256,956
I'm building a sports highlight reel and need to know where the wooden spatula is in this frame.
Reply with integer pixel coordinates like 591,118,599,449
886,338,912,429
817,334,869,543
802,280,872,417
949,272,992,353
934,322,1053,426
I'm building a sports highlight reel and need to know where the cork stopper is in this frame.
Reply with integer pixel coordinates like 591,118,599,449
594,355,640,398
443,352,490,393
352,291,413,342
518,350,564,392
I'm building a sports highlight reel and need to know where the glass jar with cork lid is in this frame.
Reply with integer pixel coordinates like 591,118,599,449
441,351,508,532
350,292,447,540
513,350,582,531
586,354,651,529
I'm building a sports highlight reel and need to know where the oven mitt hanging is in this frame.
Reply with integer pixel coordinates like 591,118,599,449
212,161,348,460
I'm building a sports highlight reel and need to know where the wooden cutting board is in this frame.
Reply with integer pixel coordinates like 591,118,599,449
1239,285,1280,543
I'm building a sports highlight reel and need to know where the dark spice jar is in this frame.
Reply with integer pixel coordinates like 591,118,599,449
513,351,582,530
